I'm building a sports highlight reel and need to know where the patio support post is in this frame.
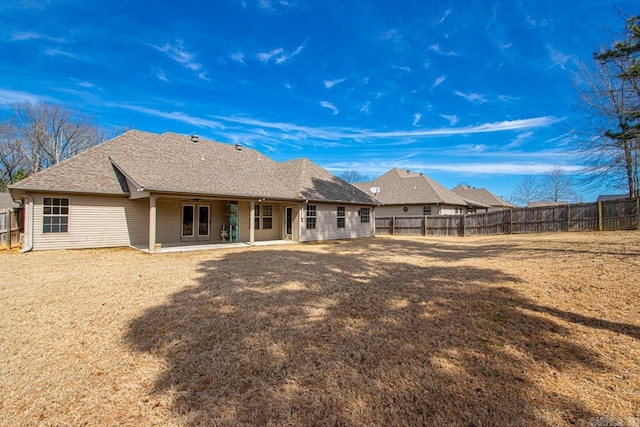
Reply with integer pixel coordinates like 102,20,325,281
249,200,255,245
149,194,157,253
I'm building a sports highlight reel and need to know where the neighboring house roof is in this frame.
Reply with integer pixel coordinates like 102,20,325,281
451,185,515,208
528,201,568,207
9,130,377,205
596,194,629,202
354,168,488,207
0,192,20,211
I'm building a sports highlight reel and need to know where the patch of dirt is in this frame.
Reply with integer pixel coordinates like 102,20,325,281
0,231,638,426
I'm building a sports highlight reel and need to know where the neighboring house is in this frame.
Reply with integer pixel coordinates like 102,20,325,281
528,201,568,207
596,194,630,202
451,185,515,211
0,192,20,213
353,168,489,216
8,130,378,252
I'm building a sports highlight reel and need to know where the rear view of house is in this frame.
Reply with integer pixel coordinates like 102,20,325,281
8,131,378,252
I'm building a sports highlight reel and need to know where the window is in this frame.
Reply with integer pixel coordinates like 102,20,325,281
43,197,69,233
423,206,431,216
455,207,464,214
337,206,345,228
306,205,316,229
263,205,273,229
360,207,370,223
254,204,260,230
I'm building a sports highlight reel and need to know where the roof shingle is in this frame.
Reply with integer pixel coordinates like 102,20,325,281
10,130,377,205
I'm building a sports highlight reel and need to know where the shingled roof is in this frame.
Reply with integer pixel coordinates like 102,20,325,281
354,168,484,206
10,130,377,205
451,185,515,208
0,192,20,211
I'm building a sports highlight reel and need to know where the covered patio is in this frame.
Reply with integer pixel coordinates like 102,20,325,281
133,239,297,254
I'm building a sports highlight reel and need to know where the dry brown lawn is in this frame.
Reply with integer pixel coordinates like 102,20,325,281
0,232,639,426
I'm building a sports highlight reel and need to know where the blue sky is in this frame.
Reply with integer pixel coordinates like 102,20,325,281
0,0,636,201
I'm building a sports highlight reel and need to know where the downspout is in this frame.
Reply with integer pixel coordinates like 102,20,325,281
20,194,34,253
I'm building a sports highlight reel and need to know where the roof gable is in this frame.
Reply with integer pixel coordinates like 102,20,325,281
452,185,515,208
356,168,470,206
277,158,378,204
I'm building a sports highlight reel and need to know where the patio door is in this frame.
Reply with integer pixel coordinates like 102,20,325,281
182,204,212,242
197,205,211,241
285,206,293,239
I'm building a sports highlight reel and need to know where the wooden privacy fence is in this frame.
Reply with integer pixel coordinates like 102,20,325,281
0,209,21,250
375,198,640,237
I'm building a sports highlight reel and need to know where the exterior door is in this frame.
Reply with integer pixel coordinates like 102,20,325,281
182,204,195,242
285,206,293,239
182,204,212,242
197,205,211,241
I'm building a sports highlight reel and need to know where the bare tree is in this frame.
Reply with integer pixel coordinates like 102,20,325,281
11,102,105,174
0,119,28,189
575,15,640,198
540,167,577,202
510,175,542,206
339,170,370,183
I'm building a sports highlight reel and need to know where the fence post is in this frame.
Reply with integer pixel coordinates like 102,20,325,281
392,216,395,235
461,215,466,237
423,215,427,236
567,204,571,232
636,197,640,231
509,209,513,234
598,201,603,231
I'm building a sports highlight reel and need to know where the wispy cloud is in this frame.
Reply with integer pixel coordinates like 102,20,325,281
10,30,65,43
210,114,561,141
440,114,459,125
275,45,303,64
257,47,284,62
430,75,446,90
455,91,487,104
498,94,520,103
197,71,210,81
436,9,452,24
0,88,44,104
506,131,533,148
428,43,458,57
324,78,346,89
150,40,202,71
156,69,170,83
394,66,411,73
547,44,574,70
117,104,224,129
360,100,371,114
320,101,339,115
230,51,245,64
43,48,83,61
259,45,304,64
412,113,422,127
378,29,401,43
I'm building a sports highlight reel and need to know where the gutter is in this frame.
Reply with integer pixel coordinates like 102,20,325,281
20,194,34,253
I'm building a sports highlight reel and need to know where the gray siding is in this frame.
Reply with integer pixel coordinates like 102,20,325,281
31,193,148,250
299,203,374,242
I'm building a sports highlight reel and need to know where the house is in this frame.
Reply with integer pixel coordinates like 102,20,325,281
8,130,378,252
0,192,20,213
596,194,630,202
451,185,515,211
353,168,489,216
528,201,568,207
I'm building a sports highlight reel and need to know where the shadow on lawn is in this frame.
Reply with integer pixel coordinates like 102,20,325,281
126,241,610,426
